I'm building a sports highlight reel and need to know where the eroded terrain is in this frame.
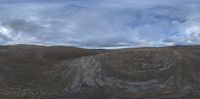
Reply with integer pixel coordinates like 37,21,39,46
0,45,200,99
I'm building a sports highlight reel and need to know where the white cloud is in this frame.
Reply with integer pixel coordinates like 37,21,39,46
0,26,10,35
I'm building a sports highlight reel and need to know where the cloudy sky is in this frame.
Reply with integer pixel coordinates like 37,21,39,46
0,0,200,48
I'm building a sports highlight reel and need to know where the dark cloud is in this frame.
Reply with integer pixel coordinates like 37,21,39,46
3,19,41,33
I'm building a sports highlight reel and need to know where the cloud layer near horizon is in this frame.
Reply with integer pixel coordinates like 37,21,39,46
0,0,200,48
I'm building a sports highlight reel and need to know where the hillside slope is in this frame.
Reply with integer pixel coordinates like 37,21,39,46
0,45,98,99
0,45,200,99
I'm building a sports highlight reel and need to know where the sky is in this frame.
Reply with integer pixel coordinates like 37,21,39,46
0,0,200,49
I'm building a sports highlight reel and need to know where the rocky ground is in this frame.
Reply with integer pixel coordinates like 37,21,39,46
0,45,200,99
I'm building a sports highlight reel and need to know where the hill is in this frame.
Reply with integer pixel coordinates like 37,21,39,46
0,45,200,99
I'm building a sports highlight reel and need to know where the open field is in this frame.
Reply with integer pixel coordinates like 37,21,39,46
0,45,200,99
